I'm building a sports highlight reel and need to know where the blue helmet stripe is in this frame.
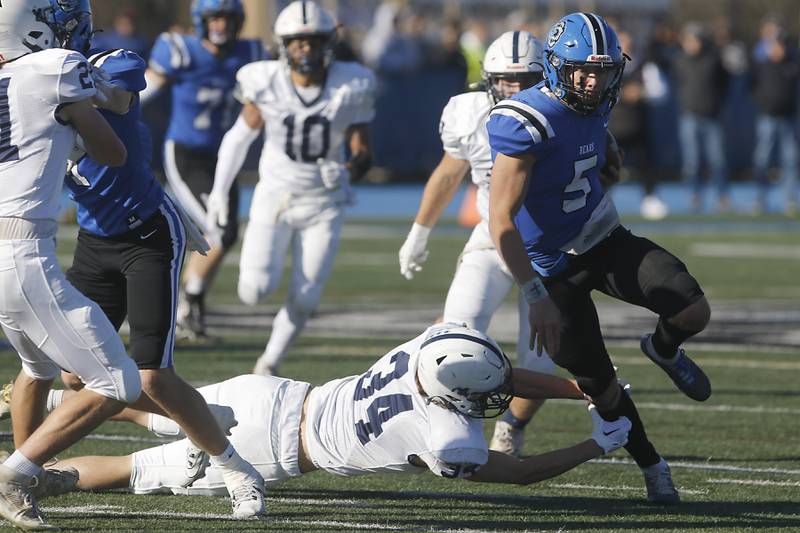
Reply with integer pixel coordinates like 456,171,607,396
512,30,520,63
302,0,308,24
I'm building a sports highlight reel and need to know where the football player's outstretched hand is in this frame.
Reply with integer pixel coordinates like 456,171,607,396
398,223,431,280
588,404,631,454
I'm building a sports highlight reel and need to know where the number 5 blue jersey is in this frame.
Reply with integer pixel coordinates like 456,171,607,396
66,49,165,237
149,32,267,151
487,81,613,276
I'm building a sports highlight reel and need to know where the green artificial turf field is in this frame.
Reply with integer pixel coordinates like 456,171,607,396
2,215,799,532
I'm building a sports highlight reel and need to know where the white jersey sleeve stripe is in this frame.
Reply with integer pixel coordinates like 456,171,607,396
490,107,543,144
501,99,555,139
165,33,191,70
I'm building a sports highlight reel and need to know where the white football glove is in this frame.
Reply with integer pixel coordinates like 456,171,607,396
588,404,631,454
318,158,351,190
398,223,431,280
170,196,210,256
204,192,229,232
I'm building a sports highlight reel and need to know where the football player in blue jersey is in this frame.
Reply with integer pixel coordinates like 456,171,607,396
487,13,713,504
141,0,267,340
52,1,268,519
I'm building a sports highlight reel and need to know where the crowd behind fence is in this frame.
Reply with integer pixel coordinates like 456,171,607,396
93,0,800,216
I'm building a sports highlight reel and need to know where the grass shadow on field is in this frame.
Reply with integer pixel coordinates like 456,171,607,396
272,487,800,531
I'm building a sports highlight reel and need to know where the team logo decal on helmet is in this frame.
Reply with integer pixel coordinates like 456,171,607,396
547,20,565,48
416,324,513,418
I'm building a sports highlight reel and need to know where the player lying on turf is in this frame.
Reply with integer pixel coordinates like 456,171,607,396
45,324,631,495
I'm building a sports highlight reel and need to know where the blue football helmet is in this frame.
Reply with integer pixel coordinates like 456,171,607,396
543,12,626,115
42,0,93,55
191,0,244,46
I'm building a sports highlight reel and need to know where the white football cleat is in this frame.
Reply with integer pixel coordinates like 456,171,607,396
0,465,57,531
489,421,524,457
640,195,669,220
0,382,13,421
642,458,680,504
182,442,209,488
222,459,266,519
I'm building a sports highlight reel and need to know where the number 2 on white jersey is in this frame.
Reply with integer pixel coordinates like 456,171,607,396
562,155,596,213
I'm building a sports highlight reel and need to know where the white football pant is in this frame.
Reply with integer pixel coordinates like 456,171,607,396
0,238,140,402
132,375,309,495
238,191,345,370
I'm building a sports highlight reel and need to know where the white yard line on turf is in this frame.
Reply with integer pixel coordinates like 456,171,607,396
549,483,708,495
593,457,800,476
0,431,164,444
37,505,539,533
708,478,800,487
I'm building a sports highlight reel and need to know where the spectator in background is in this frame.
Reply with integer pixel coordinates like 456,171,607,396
673,22,730,213
460,19,489,86
361,2,421,74
750,21,799,217
92,10,150,60
610,29,669,220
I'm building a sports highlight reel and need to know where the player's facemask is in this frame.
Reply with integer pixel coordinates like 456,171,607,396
283,34,333,75
487,72,543,103
203,12,239,47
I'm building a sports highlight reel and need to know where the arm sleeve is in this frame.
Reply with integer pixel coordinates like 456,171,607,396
439,96,468,160
487,99,554,158
417,405,488,479
148,33,190,77
57,51,97,104
210,115,261,198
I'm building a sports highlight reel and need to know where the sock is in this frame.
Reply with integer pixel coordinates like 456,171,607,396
597,385,660,468
4,450,42,479
46,389,64,413
501,409,531,430
184,274,206,296
651,317,700,361
641,457,667,473
210,442,239,467
147,413,183,438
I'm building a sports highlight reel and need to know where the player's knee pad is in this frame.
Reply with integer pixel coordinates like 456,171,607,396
516,349,558,374
237,273,278,306
88,356,141,404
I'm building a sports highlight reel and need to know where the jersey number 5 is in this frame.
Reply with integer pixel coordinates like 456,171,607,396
354,350,414,445
0,78,20,163
562,155,596,214
283,114,330,162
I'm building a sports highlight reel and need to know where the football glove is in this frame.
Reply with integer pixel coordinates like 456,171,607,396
318,158,350,190
171,195,210,256
588,404,631,454
398,223,431,280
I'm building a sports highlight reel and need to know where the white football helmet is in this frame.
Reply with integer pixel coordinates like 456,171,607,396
482,30,544,104
0,0,59,62
416,324,512,418
274,0,336,75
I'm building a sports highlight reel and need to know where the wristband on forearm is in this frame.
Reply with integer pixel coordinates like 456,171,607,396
522,277,549,304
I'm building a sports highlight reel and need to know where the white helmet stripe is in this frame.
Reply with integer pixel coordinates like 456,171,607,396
581,12,607,55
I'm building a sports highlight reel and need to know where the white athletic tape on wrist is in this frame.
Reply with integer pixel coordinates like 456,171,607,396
522,277,549,304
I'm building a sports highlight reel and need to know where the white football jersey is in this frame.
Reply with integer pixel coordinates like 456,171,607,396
304,325,489,478
0,49,96,221
439,91,492,222
236,60,375,195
